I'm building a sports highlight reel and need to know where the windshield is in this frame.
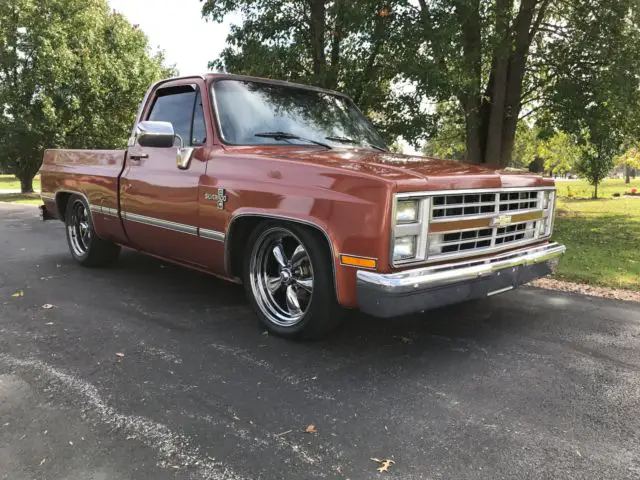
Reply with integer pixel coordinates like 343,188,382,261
212,79,387,150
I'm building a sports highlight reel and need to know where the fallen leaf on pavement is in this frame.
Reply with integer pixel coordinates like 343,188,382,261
40,458,46,465
371,458,395,473
45,322,54,326
115,352,125,358
274,429,292,437
11,291,24,298
305,424,317,433
42,304,54,309
394,336,413,344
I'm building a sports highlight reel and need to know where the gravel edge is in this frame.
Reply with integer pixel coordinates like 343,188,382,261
531,278,640,303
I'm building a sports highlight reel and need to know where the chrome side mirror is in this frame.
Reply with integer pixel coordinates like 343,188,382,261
136,121,175,148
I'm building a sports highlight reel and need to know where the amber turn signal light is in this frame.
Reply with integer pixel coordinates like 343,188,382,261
340,255,377,269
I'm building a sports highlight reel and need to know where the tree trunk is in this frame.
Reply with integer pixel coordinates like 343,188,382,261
456,0,482,163
463,0,544,167
308,0,327,86
625,165,630,184
484,0,512,165
325,0,343,90
593,182,598,199
19,172,34,194
353,12,387,104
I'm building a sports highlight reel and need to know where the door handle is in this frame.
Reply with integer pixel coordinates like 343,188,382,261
129,153,149,160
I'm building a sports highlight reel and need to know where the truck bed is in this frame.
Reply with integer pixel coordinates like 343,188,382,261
39,149,127,242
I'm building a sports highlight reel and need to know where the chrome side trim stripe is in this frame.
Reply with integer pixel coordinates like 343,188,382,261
120,210,225,240
101,207,118,217
124,212,198,236
200,228,225,242
51,191,225,240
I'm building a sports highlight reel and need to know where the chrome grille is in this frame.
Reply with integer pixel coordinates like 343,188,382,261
432,190,541,220
391,187,556,266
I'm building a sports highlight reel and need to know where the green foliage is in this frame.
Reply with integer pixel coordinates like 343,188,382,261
573,140,615,198
540,0,640,197
203,0,640,168
421,104,465,160
615,146,640,170
0,0,174,192
539,131,582,175
201,0,404,144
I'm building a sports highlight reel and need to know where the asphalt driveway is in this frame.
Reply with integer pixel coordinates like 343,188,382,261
1,203,639,479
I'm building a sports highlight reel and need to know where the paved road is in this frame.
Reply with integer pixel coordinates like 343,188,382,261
1,203,639,480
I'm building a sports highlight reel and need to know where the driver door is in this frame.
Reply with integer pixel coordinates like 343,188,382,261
121,80,208,266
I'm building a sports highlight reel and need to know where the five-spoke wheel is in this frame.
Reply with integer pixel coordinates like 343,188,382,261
244,222,344,339
249,228,314,327
67,199,92,257
64,195,120,267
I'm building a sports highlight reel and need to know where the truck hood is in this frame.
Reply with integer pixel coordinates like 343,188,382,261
224,146,553,190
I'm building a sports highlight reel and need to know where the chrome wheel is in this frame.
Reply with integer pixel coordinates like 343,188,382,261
67,200,91,257
249,228,314,327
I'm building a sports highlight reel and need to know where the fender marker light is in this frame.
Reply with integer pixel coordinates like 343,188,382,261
340,255,377,269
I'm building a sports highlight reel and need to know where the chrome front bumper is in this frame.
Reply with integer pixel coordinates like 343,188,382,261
356,242,566,318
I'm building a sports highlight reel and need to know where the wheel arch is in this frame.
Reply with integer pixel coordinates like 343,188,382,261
55,190,94,222
224,213,338,296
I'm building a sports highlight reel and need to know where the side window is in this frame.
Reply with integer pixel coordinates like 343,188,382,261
148,86,196,146
191,91,206,145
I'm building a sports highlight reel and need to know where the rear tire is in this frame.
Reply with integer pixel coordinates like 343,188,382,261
243,221,344,340
65,195,120,267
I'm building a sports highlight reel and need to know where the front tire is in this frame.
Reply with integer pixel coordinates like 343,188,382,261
65,195,120,267
243,222,344,339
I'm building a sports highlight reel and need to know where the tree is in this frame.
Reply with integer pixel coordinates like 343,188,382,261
0,0,173,192
615,147,640,184
538,131,581,176
204,0,640,168
399,0,640,166
539,0,640,198
201,0,403,141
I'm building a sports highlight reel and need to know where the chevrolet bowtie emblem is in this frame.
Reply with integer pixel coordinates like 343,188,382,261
491,214,512,227
204,187,228,210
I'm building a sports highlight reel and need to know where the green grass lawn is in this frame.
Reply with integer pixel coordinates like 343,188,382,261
0,174,41,192
0,193,43,205
552,186,640,291
555,177,639,199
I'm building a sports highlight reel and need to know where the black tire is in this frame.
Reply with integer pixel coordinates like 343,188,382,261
64,195,120,267
243,221,344,340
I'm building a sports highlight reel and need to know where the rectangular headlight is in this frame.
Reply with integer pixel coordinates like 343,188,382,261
396,200,418,224
391,195,429,265
393,236,417,260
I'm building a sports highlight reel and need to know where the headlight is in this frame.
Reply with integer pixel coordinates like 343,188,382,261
396,200,418,224
393,236,417,260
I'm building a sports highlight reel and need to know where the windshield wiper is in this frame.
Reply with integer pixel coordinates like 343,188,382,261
325,136,388,152
254,131,331,149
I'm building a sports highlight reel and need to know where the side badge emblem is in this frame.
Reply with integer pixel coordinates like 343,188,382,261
204,187,228,210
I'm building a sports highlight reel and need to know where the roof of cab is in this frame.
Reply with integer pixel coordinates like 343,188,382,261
164,72,348,98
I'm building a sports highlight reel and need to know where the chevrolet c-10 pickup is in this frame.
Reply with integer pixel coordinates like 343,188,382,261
39,73,566,339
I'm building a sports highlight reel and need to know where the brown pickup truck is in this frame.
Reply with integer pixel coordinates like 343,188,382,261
39,73,565,339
